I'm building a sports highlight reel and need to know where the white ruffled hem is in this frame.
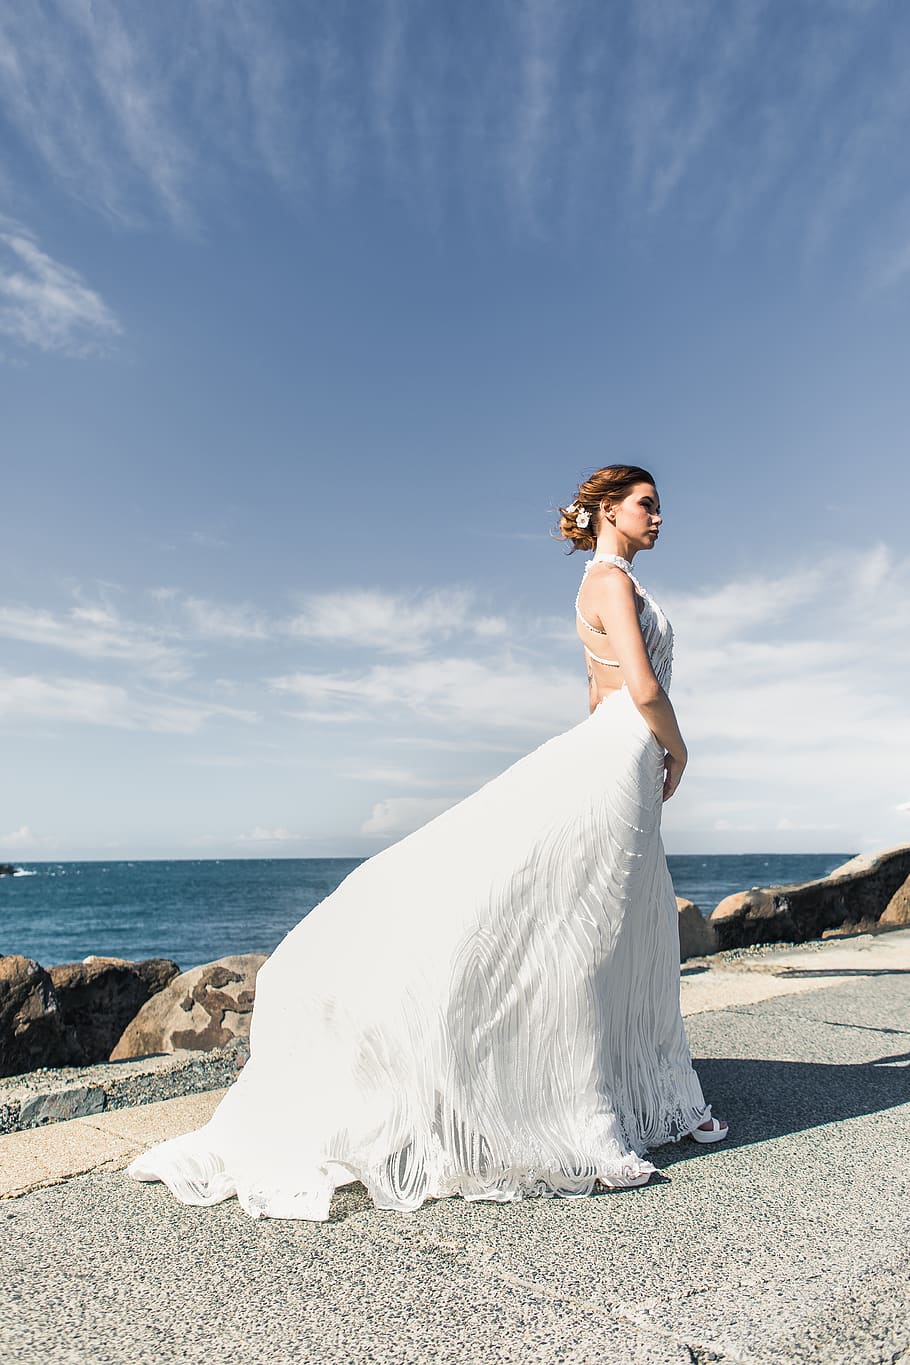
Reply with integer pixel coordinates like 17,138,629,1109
127,1140,660,1222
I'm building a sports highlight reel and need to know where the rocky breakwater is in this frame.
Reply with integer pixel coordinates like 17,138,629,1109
0,955,179,1077
0,953,266,1132
709,844,910,950
0,951,267,1078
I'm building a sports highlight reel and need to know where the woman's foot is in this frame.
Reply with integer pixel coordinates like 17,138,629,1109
690,1116,728,1144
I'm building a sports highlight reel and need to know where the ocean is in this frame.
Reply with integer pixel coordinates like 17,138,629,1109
3,854,852,972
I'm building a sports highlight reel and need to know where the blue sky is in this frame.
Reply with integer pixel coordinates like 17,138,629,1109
2,0,908,861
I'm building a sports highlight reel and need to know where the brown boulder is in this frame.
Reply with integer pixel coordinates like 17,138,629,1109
709,845,910,950
49,956,180,1066
711,889,776,937
676,898,718,960
0,955,67,1077
880,872,910,926
111,954,267,1061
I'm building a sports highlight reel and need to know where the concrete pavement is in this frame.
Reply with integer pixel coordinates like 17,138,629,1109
1,929,908,1363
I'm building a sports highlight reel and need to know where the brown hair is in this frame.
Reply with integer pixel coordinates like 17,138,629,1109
556,464,656,553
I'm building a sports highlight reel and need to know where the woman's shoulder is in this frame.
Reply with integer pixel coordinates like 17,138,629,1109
581,559,637,590
578,559,645,622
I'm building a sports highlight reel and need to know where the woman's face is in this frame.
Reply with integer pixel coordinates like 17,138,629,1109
608,482,662,551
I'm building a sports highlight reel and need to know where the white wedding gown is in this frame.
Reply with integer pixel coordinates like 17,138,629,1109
128,553,710,1220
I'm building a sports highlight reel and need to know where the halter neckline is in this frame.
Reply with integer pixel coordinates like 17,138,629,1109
589,553,634,572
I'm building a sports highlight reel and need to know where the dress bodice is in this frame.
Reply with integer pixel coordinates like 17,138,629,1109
577,553,674,690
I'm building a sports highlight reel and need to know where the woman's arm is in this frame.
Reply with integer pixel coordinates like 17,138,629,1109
580,566,687,800
585,657,600,716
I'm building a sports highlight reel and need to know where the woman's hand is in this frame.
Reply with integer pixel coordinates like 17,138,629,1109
662,751,687,802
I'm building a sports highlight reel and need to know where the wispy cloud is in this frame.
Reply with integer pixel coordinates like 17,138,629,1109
659,544,910,849
0,1,190,226
288,587,506,655
624,0,766,215
0,601,185,679
0,671,258,733
361,795,457,837
1,824,38,849
1,1,906,259
506,0,566,229
369,0,406,177
152,585,507,648
343,765,468,789
272,654,582,735
188,530,229,550
0,224,121,355
0,582,508,673
178,597,271,642
146,588,269,642
68,0,191,226
236,826,303,844
3,549,907,851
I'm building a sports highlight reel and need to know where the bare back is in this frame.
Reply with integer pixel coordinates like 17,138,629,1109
575,560,647,712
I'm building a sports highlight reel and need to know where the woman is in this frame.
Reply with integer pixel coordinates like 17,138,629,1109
128,464,726,1222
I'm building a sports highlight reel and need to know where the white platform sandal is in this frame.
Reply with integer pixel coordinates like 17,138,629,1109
689,1116,729,1145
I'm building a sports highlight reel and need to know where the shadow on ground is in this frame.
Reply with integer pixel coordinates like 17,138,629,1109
773,966,910,978
656,1052,910,1171
317,1053,910,1220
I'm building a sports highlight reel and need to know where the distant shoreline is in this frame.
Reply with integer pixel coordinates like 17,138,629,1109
5,851,855,865
2,854,856,974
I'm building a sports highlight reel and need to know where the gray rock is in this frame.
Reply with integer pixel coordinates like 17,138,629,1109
110,954,267,1061
18,1085,105,1127
709,843,910,949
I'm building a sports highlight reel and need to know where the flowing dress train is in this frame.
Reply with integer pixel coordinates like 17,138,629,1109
127,552,710,1221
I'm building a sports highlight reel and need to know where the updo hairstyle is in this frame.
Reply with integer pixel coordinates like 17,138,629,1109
556,464,656,553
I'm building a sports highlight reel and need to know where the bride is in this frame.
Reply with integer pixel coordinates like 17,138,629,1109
128,464,727,1221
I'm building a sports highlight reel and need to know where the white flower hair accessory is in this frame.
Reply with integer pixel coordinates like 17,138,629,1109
566,502,591,529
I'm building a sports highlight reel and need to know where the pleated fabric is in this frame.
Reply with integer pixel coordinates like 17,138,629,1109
127,556,709,1221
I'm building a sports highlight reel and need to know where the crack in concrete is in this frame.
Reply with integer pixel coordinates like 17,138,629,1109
346,1217,740,1362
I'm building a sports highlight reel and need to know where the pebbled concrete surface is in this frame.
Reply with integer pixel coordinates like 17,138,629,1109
0,958,908,1363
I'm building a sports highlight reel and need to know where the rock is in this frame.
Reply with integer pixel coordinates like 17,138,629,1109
676,897,718,960
0,955,67,1078
711,889,774,936
821,917,881,940
111,954,268,1061
880,873,910,926
48,956,180,1066
18,1085,105,1127
709,844,910,950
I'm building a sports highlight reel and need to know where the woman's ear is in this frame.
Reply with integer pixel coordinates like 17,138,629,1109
600,500,616,525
